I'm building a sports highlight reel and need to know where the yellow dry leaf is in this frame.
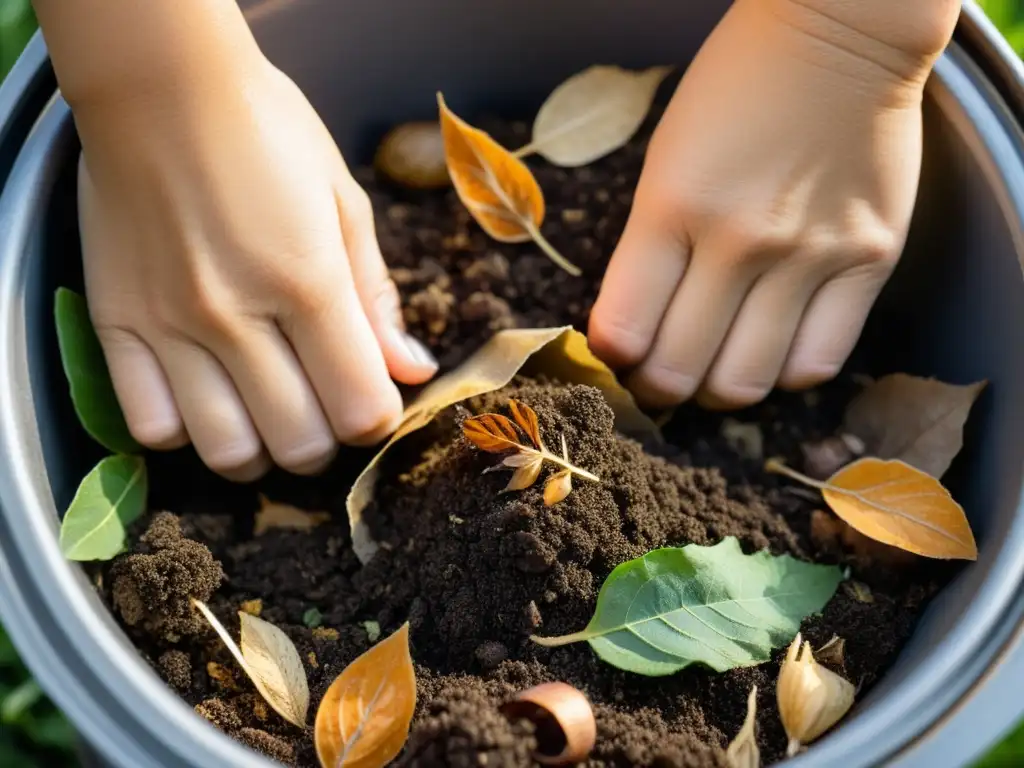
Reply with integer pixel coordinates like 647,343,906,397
240,599,263,617
437,93,581,276
522,65,672,167
726,686,760,768
254,494,331,536
768,457,977,560
314,623,416,768
347,326,659,563
191,599,310,728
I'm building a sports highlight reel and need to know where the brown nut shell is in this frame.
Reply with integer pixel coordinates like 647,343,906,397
374,121,450,189
499,681,597,765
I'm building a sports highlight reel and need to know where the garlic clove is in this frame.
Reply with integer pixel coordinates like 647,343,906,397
777,633,855,757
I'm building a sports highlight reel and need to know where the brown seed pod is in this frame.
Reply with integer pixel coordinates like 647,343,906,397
499,682,597,765
374,121,450,189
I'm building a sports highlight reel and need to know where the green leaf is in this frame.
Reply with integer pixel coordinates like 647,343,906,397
1,680,40,724
531,537,842,676
59,455,148,561
54,288,140,455
302,608,323,628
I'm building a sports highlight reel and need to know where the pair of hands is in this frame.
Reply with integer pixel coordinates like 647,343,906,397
75,0,950,482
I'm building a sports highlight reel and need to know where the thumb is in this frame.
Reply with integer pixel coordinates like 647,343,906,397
335,182,438,386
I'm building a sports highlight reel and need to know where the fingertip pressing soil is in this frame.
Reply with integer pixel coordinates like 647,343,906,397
97,97,954,767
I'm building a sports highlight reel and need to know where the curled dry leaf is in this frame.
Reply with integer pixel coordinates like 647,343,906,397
254,494,331,536
499,682,597,765
843,373,986,479
725,686,760,768
767,457,978,561
816,636,846,668
437,93,581,276
374,121,449,189
778,634,855,756
518,65,673,167
192,600,309,728
314,622,416,768
463,399,598,503
347,326,659,563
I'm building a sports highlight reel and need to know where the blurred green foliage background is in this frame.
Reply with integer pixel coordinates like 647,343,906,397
1,1,1024,766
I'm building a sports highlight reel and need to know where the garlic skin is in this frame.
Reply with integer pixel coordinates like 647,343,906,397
777,633,855,756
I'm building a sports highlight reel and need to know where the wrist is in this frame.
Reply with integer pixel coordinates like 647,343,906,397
34,0,265,114
756,0,959,84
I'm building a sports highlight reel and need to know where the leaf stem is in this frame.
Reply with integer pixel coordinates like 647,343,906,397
524,222,582,276
539,448,599,482
529,631,588,647
764,458,826,491
512,142,536,159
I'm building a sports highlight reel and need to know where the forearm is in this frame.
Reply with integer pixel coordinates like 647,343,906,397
31,0,263,111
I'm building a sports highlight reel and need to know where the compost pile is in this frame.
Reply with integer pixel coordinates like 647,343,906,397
82,69,977,768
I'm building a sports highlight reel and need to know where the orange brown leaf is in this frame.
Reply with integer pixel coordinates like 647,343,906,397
314,622,416,768
437,93,581,276
509,399,543,449
769,457,977,561
463,414,527,454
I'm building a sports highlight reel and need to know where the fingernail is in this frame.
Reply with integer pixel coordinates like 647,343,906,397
401,332,439,372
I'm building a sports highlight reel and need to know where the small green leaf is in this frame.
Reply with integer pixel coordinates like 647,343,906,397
59,455,148,561
0,680,40,724
532,537,842,676
303,608,323,628
362,620,381,643
54,288,140,455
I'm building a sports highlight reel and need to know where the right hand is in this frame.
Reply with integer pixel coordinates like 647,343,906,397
75,59,438,482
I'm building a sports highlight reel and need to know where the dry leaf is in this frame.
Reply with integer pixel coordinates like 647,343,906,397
254,494,331,536
519,65,672,167
843,581,874,603
347,326,659,563
499,682,596,765
192,600,309,728
374,121,449,189
778,634,855,756
240,599,263,617
843,373,986,479
464,400,597,503
725,686,759,768
544,471,573,506
437,93,581,276
767,458,978,560
809,509,917,569
315,622,416,768
815,636,846,668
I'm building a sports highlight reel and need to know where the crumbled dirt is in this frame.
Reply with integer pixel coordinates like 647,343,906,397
97,98,954,766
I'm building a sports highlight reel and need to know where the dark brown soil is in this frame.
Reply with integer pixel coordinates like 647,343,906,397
98,96,954,767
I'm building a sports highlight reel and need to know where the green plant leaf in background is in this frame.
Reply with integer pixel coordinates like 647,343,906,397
59,454,148,561
532,537,842,676
54,288,140,455
0,0,36,81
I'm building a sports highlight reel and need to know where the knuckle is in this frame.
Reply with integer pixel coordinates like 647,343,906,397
633,363,700,408
279,271,337,319
271,432,338,475
129,417,188,450
332,391,403,446
701,377,772,409
202,438,265,476
779,357,843,391
588,311,652,367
